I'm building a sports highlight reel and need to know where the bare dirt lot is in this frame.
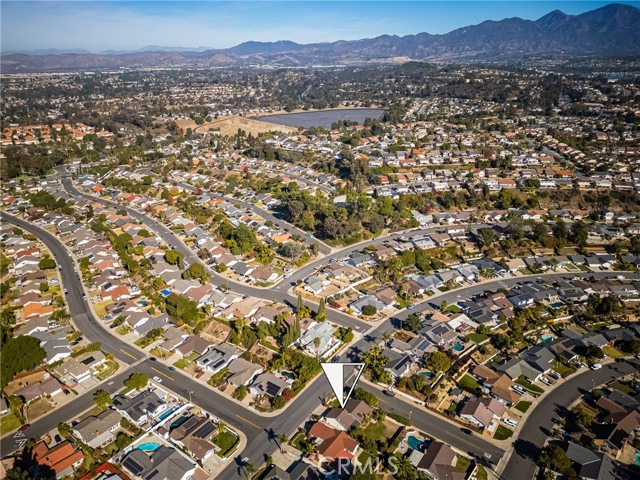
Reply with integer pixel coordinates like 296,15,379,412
177,116,298,136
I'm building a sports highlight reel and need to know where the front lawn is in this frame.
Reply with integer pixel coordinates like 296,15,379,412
214,431,239,458
290,432,306,451
602,346,625,359
0,414,22,435
458,375,481,391
515,377,544,394
514,401,532,414
610,380,633,395
455,456,472,473
96,360,120,381
476,465,488,480
552,360,574,377
357,450,374,466
494,425,513,441
173,352,199,369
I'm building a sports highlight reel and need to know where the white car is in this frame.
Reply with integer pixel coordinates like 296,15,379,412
503,418,518,428
590,363,602,371
153,376,163,383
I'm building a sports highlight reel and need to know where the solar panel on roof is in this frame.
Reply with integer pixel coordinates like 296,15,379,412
123,457,144,475
195,421,216,439
266,382,281,396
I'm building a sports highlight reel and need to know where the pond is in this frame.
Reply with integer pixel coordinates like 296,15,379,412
251,108,386,129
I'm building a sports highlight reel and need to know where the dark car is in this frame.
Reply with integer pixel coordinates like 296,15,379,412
383,390,396,397
168,366,176,371
460,428,473,435
18,423,31,432
150,357,157,361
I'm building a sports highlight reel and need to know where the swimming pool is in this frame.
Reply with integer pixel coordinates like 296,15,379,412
635,452,640,466
407,435,423,450
158,406,178,421
137,442,160,452
138,300,148,307
418,371,433,378
169,414,189,429
452,342,464,351
160,289,171,296
538,335,555,343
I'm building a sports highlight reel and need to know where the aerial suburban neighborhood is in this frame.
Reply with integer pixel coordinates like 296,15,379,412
1,2,640,480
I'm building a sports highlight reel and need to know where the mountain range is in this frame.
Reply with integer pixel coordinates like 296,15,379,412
2,4,639,73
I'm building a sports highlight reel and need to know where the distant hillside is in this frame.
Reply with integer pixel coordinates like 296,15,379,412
2,3,639,72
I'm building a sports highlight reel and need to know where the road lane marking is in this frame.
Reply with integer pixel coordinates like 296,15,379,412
236,415,261,429
151,367,174,381
120,349,138,361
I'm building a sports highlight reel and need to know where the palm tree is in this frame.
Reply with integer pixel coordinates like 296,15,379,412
217,421,227,434
93,389,112,410
394,454,417,480
382,331,393,345
244,463,256,479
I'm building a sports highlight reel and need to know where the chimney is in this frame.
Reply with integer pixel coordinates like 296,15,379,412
95,430,99,437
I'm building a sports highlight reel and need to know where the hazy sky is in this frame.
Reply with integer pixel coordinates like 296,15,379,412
2,1,639,53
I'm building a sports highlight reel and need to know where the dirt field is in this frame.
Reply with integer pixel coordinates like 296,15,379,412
201,319,232,343
177,116,298,136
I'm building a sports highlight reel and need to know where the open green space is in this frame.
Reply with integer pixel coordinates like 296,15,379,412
456,456,472,473
290,432,306,451
476,465,488,480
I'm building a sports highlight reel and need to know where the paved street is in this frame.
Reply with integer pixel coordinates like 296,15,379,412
6,180,640,480
501,361,637,480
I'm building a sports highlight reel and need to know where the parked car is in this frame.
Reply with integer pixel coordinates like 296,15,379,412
502,418,518,427
590,363,602,371
383,390,396,397
153,376,163,383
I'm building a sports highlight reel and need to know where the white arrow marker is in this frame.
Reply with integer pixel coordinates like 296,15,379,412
321,362,365,408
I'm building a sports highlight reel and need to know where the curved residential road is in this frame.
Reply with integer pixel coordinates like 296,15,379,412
1,212,142,364
501,360,637,480
61,177,370,332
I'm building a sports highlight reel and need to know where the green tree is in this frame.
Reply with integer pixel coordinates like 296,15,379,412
1,335,46,388
423,351,451,373
188,262,206,280
316,297,326,322
93,389,112,410
124,373,148,391
538,445,574,476
362,305,377,316
164,250,184,269
38,257,56,270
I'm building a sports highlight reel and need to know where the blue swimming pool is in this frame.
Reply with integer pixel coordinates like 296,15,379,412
137,442,160,452
160,289,171,296
538,335,555,343
452,342,464,351
407,435,423,450
158,406,178,421
138,300,148,307
635,452,640,466
418,371,433,378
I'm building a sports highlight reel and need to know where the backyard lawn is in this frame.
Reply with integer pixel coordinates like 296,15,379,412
214,431,239,457
494,425,514,440
458,375,481,391
514,401,532,414
357,450,374,467
467,333,488,343
602,346,625,359
476,466,488,480
96,360,120,381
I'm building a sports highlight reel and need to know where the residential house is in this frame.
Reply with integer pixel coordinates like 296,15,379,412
322,399,373,431
196,343,239,374
168,415,218,462
459,397,506,429
122,446,196,480
72,409,122,449
308,422,359,464
32,441,84,480
112,390,167,426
